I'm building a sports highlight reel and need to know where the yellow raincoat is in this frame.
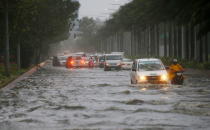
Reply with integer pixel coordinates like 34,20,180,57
168,64,184,80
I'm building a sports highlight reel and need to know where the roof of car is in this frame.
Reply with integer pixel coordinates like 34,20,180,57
136,58,161,62
104,54,122,56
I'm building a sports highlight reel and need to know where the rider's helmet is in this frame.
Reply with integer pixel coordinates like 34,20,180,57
173,59,178,64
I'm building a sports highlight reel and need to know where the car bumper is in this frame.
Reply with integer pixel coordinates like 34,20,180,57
105,65,121,68
137,80,169,84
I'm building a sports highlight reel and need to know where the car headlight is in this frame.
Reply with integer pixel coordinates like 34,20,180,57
106,63,109,66
161,74,168,81
117,63,121,66
140,76,147,81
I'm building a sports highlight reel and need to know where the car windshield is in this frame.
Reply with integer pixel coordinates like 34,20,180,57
72,56,82,60
99,57,105,61
138,61,164,71
106,55,121,60
59,56,67,60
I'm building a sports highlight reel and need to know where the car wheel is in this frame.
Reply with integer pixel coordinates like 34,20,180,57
131,79,134,84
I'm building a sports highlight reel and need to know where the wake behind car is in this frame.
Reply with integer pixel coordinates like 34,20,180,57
104,54,123,71
130,58,169,84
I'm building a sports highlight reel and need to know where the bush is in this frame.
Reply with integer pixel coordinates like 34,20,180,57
127,55,210,70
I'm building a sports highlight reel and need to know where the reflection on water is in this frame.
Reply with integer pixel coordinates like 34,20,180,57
0,64,210,129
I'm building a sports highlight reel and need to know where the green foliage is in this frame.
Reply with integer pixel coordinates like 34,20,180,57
0,63,29,88
0,0,80,67
96,0,210,39
76,17,99,52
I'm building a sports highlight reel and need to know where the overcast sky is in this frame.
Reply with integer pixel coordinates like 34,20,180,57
78,0,131,21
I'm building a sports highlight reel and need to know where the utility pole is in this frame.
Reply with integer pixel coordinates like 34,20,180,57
5,0,10,77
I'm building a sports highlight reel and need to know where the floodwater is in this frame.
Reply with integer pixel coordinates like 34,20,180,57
0,63,210,130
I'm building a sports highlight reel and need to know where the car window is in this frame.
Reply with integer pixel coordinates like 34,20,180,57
59,56,67,60
106,55,121,60
138,61,164,71
123,59,132,62
99,56,105,61
72,56,82,60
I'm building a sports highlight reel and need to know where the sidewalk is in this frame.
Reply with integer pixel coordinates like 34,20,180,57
2,62,46,90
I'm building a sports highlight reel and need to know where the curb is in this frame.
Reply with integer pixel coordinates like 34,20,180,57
2,61,47,90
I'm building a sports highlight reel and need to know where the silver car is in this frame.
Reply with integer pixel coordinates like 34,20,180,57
121,58,133,70
104,54,123,71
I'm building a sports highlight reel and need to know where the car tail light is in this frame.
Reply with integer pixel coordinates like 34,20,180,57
81,60,85,64
70,61,74,64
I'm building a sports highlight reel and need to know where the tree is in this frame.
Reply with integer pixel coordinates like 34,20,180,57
0,0,80,70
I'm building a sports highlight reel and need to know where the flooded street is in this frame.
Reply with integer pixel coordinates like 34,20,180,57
0,63,210,130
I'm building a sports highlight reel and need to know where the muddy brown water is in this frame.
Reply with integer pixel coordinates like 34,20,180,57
0,63,210,130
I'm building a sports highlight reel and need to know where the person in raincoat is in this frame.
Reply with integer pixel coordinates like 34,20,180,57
168,59,184,80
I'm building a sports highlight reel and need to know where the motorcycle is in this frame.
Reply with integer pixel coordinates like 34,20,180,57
88,59,94,68
171,71,184,85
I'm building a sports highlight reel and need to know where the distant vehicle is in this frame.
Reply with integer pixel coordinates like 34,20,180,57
88,55,99,67
98,55,105,68
88,57,94,68
104,54,123,71
74,52,86,57
171,71,184,85
66,55,88,68
52,56,60,66
58,55,68,66
121,58,133,70
130,58,169,84
111,52,124,57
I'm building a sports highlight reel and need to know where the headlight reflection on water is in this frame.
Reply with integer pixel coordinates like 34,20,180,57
140,87,147,91
162,86,169,91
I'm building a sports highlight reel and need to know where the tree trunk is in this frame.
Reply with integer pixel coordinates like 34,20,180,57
173,24,177,57
4,0,10,77
185,25,189,60
177,26,182,58
17,42,21,71
190,25,195,60
204,35,208,62
164,22,167,57
156,24,160,57
199,37,203,63
168,22,173,57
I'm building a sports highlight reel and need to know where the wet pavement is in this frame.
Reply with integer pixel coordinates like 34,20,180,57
0,63,210,130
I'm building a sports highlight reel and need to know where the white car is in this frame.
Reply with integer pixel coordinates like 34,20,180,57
121,58,133,70
104,54,123,71
58,56,68,66
130,58,169,84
